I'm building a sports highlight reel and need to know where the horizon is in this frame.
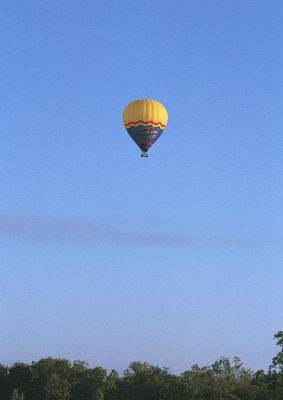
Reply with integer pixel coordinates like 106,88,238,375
1,0,283,374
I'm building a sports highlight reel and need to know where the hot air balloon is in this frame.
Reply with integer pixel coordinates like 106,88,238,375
123,99,168,157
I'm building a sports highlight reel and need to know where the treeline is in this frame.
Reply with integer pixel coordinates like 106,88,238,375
1,331,282,400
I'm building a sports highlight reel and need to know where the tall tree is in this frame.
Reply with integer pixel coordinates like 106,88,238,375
0,363,10,400
46,373,69,400
269,331,283,400
9,363,31,399
271,331,283,371
30,358,71,400
104,370,119,400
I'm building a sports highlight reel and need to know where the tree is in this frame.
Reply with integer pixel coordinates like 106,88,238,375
30,358,71,400
70,366,107,400
9,362,31,399
104,370,119,400
120,361,176,400
268,331,283,399
46,373,70,400
271,331,283,371
1,331,283,400
0,363,10,400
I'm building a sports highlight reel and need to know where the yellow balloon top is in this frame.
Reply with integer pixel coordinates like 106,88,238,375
123,99,168,129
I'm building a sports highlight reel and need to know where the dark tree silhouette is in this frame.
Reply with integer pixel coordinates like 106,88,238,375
1,331,282,400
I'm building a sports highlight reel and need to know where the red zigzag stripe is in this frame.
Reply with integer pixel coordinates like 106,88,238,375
125,120,166,128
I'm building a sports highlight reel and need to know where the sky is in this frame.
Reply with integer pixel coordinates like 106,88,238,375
1,0,283,373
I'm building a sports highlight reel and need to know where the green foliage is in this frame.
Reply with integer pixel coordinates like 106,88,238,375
271,331,283,371
0,364,10,399
45,372,69,400
11,389,24,400
9,363,31,398
0,331,282,400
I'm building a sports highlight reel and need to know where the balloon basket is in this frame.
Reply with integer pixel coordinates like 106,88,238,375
141,152,148,158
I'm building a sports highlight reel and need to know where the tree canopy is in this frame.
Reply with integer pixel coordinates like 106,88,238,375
1,331,282,400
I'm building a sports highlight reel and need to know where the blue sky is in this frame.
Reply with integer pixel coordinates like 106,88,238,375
1,0,283,372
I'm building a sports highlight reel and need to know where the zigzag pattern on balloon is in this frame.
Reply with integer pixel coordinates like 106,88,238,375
124,120,166,128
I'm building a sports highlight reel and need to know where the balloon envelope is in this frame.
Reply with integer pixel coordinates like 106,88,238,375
123,99,168,156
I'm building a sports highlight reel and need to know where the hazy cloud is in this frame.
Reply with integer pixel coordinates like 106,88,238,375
0,214,254,247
